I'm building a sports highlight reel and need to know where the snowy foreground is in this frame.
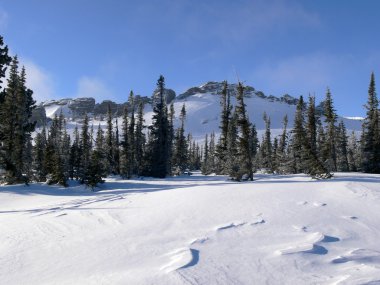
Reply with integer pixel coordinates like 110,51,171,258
1,173,380,285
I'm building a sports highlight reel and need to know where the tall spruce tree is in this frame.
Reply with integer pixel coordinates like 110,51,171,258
323,88,338,172
167,102,175,175
261,112,273,172
336,120,349,172
226,110,240,179
147,75,170,178
95,124,107,176
0,36,11,168
114,118,120,174
32,126,47,182
235,82,253,181
105,104,114,174
69,125,81,180
128,91,136,176
249,124,259,173
348,131,360,172
120,105,130,178
173,104,188,174
276,115,289,174
79,114,91,184
216,81,232,174
362,72,380,173
305,96,329,178
290,96,306,173
201,134,209,174
135,101,145,176
0,56,36,183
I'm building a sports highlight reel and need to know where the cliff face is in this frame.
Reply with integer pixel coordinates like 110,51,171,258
178,81,300,106
32,81,362,137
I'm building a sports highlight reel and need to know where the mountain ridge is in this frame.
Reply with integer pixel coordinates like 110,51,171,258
32,81,363,140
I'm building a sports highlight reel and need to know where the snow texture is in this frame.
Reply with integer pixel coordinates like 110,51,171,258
1,172,380,284
38,91,363,143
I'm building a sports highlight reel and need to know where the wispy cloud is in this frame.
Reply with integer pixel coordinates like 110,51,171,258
76,76,114,102
0,8,8,31
23,59,56,103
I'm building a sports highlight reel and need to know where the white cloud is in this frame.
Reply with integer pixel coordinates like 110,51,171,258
76,76,114,102
0,9,8,31
22,60,56,103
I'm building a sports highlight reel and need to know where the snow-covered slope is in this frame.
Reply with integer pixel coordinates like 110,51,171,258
37,82,363,141
1,173,380,284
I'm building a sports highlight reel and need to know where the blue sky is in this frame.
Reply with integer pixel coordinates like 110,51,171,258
0,0,379,116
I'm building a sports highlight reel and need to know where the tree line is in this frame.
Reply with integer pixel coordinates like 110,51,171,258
1,36,379,188
201,75,380,180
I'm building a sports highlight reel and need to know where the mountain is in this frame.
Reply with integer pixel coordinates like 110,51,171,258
33,81,363,140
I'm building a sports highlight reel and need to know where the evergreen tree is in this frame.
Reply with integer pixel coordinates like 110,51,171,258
86,148,105,189
208,132,216,173
69,125,81,180
135,101,145,176
276,115,289,174
79,114,91,184
225,110,240,179
261,112,273,172
323,88,338,172
114,118,120,174
336,120,349,172
216,80,232,174
201,134,209,174
147,75,170,178
105,104,114,174
173,104,188,174
347,131,360,172
0,57,20,182
305,95,329,178
235,82,253,181
45,114,67,186
127,91,136,176
61,119,71,179
362,72,380,173
0,36,11,171
32,126,47,182
168,102,175,175
94,124,106,176
0,56,36,183
249,124,259,173
120,105,130,178
290,96,307,173
0,36,11,90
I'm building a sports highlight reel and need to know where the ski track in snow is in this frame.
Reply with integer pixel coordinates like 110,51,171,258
1,172,380,284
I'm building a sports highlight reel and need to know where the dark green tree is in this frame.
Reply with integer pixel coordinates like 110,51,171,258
173,104,188,174
135,101,146,176
361,72,380,173
322,88,338,172
147,75,170,178
336,120,349,172
235,82,253,181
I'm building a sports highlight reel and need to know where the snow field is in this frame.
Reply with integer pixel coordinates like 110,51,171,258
0,172,380,284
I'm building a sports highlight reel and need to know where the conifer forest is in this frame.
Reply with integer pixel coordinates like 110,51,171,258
0,36,380,188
